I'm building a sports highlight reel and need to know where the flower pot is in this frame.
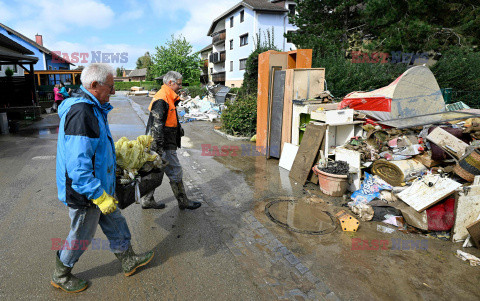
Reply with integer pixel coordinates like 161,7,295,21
312,165,348,197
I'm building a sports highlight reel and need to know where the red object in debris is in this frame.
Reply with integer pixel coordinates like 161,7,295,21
426,198,455,231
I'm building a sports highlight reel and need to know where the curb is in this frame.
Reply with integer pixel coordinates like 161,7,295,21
213,129,251,141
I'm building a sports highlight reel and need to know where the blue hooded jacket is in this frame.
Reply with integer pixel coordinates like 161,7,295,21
56,86,116,208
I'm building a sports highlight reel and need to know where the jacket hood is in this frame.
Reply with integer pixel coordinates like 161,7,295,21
58,86,113,118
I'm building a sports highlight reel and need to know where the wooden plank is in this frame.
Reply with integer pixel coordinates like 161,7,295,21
397,174,462,212
308,150,321,184
467,219,480,248
281,69,294,153
289,123,326,185
426,127,469,159
452,185,480,242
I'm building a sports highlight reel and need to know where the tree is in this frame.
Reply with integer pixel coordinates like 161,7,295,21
136,52,152,69
287,0,365,57
150,35,201,85
116,67,123,77
288,0,480,55
241,28,279,95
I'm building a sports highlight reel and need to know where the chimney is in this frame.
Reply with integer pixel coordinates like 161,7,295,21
35,34,43,46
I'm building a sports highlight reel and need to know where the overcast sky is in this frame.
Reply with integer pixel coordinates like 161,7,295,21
0,0,239,69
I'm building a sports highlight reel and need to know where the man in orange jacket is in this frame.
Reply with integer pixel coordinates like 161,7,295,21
142,71,201,210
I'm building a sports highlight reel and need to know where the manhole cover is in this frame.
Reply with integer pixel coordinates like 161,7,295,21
265,199,337,235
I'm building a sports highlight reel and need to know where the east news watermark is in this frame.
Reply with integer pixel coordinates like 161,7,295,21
201,144,275,156
51,238,128,251
52,51,128,64
351,238,429,250
351,51,430,65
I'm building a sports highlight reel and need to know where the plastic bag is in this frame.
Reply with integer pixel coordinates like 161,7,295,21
115,135,157,174
349,172,392,206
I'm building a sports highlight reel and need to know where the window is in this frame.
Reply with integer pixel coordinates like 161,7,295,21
240,10,244,23
230,39,233,50
239,58,247,70
286,30,296,43
230,61,233,72
210,68,213,74
240,34,248,47
230,16,234,28
288,4,296,15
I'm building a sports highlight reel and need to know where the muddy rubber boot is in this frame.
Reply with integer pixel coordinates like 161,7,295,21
114,245,154,277
51,252,88,293
170,180,201,210
141,190,166,209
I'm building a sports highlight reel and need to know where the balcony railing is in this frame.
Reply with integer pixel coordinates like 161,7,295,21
212,29,226,45
209,51,226,64
212,72,225,82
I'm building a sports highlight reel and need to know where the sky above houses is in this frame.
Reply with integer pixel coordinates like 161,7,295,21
0,0,239,69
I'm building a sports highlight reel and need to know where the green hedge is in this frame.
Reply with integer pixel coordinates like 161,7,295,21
114,81,161,91
221,93,257,137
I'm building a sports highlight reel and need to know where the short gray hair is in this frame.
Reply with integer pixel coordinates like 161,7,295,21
81,63,114,88
163,71,182,85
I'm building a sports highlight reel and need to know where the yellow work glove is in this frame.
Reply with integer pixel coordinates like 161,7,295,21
91,191,118,215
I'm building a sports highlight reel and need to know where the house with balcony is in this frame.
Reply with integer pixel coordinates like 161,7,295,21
199,44,213,84
0,23,74,85
206,0,297,87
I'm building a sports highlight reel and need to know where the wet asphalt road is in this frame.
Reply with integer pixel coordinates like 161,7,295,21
1,92,480,300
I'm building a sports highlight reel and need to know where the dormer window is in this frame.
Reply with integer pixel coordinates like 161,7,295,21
288,4,296,15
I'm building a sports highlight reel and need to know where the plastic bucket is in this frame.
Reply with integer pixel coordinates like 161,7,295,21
313,166,348,197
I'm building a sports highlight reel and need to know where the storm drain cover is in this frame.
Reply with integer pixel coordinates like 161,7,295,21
265,199,337,235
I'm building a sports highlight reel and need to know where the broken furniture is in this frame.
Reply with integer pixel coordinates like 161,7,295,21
256,49,313,157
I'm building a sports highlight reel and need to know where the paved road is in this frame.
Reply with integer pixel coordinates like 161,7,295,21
1,92,480,300
0,94,264,300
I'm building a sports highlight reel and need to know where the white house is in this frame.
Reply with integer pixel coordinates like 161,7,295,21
205,0,297,87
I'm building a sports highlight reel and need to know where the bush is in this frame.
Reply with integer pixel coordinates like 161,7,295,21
183,85,206,98
431,48,480,91
5,67,14,77
221,93,257,137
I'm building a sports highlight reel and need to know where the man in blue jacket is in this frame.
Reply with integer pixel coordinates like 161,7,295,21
52,63,154,293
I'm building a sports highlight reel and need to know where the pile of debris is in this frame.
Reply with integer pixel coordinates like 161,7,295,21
177,84,236,123
281,65,480,263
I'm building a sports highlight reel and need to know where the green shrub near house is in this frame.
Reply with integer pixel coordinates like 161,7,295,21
221,93,257,137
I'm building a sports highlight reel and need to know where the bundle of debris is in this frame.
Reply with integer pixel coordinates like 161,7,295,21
114,135,168,209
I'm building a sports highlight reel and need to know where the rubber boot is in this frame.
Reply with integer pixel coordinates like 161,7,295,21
170,180,201,210
114,245,154,277
51,251,88,293
141,190,166,209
